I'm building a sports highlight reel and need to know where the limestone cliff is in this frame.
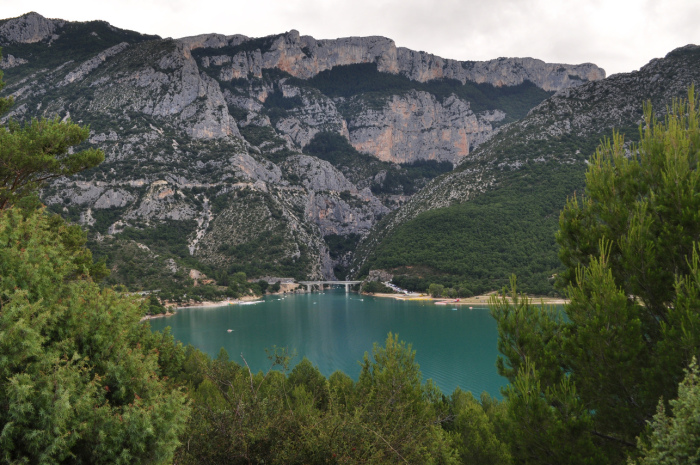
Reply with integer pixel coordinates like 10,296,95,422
347,91,498,164
0,11,63,44
192,29,605,91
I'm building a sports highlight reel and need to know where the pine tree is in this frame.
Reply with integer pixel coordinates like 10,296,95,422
0,49,104,210
493,87,700,463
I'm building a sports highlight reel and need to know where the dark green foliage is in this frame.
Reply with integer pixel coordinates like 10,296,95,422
90,239,188,292
0,117,104,210
296,62,412,98
175,334,459,464
256,279,269,294
420,79,554,124
222,234,312,281
0,52,11,116
326,232,361,279
0,208,189,463
446,390,512,465
120,220,197,257
262,90,304,124
492,90,700,464
190,35,282,64
287,357,330,410
145,293,167,315
372,159,454,195
391,274,432,293
352,333,455,463
90,206,128,234
361,280,394,294
324,233,361,260
429,283,446,297
362,160,585,295
633,359,700,464
238,125,278,146
87,218,217,292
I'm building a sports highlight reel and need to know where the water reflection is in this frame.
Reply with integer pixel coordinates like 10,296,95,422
149,290,507,397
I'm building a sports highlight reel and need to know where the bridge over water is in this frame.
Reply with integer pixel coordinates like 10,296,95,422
298,281,362,293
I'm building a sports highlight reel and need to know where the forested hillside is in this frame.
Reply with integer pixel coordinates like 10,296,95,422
353,45,700,295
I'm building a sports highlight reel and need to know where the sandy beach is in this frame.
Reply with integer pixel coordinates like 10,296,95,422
141,291,568,322
367,292,569,306
170,294,263,309
140,295,265,321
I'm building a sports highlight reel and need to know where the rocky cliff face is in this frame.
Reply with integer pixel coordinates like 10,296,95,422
350,44,700,291
347,91,498,164
0,12,63,44
192,29,604,91
0,11,605,286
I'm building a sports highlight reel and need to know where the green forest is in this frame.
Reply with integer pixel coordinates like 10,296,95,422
360,160,586,295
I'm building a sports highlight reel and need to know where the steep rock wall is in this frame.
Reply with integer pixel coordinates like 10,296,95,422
191,29,605,91
347,91,496,164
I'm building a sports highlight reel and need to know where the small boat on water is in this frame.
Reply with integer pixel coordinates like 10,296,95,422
239,300,263,305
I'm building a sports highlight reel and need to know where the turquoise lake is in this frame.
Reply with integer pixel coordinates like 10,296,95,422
148,289,507,397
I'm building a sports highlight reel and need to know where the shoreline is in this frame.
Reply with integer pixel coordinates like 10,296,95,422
140,295,265,321
366,292,569,306
171,294,263,310
141,291,569,322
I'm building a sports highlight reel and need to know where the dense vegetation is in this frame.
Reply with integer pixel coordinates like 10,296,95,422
361,160,586,295
491,90,700,464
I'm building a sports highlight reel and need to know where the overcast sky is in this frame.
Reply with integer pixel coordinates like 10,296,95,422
1,0,699,77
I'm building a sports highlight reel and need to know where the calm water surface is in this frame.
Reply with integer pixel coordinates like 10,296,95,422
149,290,507,397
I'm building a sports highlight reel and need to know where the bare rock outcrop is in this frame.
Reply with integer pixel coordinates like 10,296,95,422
282,155,357,192
348,91,494,164
305,191,388,238
194,29,605,92
273,84,349,148
125,180,197,221
94,189,136,209
0,54,28,69
0,12,63,44
60,42,130,86
395,49,605,91
229,153,282,183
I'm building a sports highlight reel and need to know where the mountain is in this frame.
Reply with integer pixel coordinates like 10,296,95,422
0,12,604,290
351,45,700,295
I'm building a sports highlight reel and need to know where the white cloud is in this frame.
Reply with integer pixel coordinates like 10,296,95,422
1,0,699,75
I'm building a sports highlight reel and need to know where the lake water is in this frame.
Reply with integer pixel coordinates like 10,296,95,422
148,289,507,397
